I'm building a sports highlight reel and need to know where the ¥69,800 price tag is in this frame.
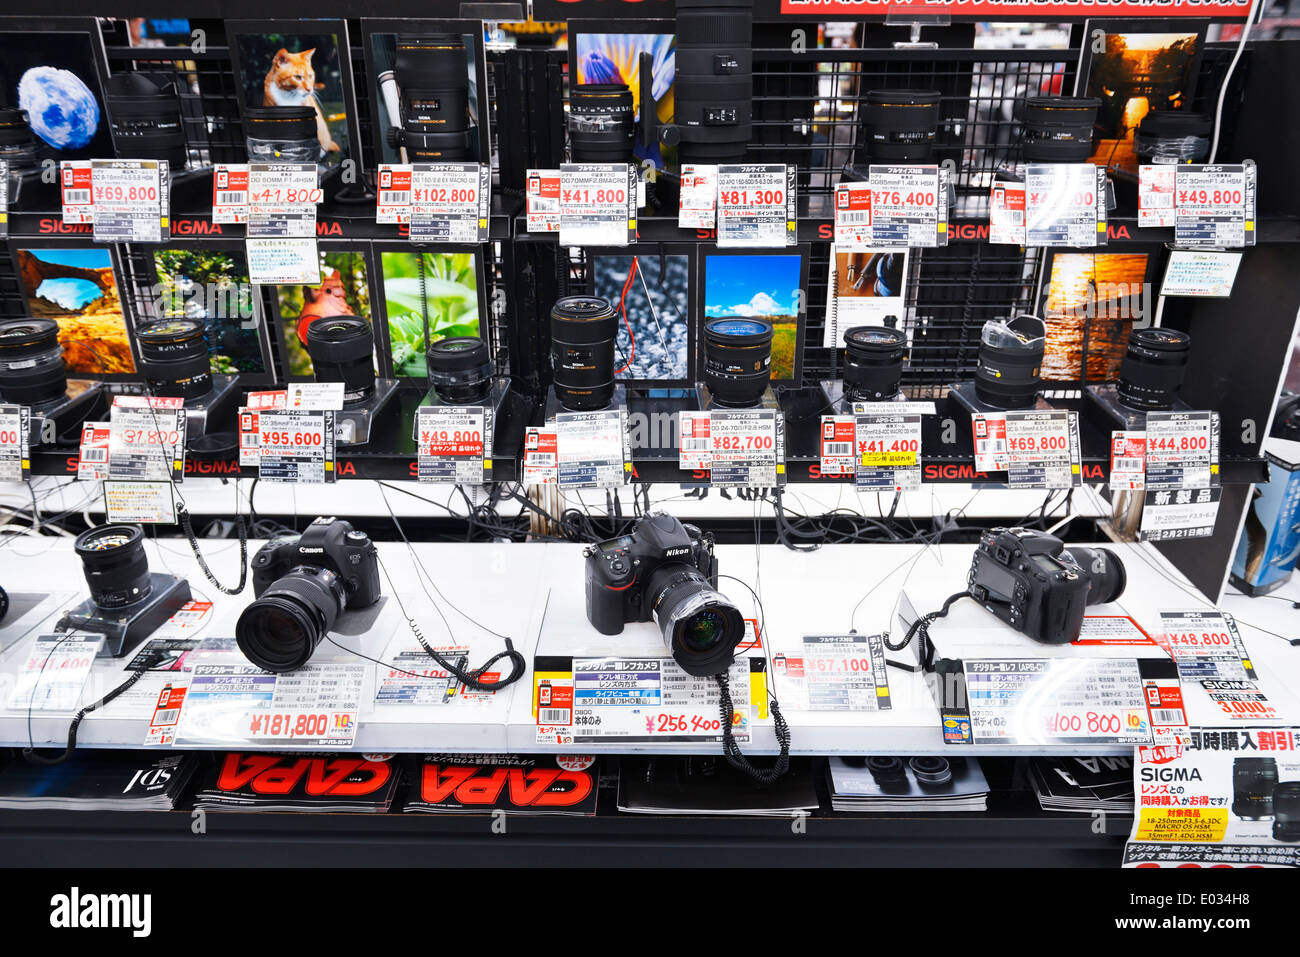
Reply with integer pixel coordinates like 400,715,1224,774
559,163,637,247
1004,410,1081,489
88,159,169,243
256,409,336,484
716,164,796,248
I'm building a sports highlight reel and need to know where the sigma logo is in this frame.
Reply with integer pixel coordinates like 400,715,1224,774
663,547,690,556
1140,767,1204,782
299,547,325,554
50,888,151,938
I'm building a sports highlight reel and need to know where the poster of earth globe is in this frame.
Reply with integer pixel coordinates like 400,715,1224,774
0,22,114,161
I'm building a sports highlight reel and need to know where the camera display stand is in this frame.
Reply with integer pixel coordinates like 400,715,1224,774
693,382,779,412
416,378,511,419
28,380,105,446
948,380,1054,419
182,374,240,444
544,383,628,422
336,378,399,448
1085,382,1192,431
56,573,192,659
818,380,921,416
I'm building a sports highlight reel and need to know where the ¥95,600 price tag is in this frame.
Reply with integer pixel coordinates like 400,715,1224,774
256,409,336,484
1024,164,1107,248
0,404,31,484
1144,410,1219,489
855,412,921,490
415,405,493,485
88,159,169,243
717,164,796,248
866,164,949,248
559,163,636,247
1004,410,1081,489
679,409,785,487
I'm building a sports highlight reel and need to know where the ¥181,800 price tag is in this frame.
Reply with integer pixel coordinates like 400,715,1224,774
555,410,630,489
1004,410,1081,488
679,409,785,487
87,159,169,243
716,164,796,248
1144,410,1219,489
866,164,949,247
1024,164,1107,247
415,404,493,485
855,411,921,490
256,408,336,484
0,404,30,484
558,163,636,247
1174,163,1256,248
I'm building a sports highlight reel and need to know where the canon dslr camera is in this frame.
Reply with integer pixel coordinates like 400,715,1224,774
236,517,381,673
966,527,1126,645
585,513,744,677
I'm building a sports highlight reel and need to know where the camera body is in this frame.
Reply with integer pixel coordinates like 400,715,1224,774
251,517,381,609
966,527,1125,645
585,513,717,635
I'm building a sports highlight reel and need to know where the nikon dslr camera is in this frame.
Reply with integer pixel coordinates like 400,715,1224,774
966,528,1126,645
236,517,381,673
585,513,744,676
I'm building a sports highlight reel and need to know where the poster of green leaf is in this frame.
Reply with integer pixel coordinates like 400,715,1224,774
379,251,479,379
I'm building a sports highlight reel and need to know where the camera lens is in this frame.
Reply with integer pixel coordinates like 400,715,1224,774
843,325,907,402
1272,782,1300,842
909,756,953,787
864,90,941,163
136,318,211,400
1116,328,1191,412
74,524,152,610
1232,758,1278,819
1022,96,1100,163
551,295,617,411
1063,546,1127,604
1134,111,1211,165
867,755,907,783
306,317,375,406
569,83,635,163
427,336,493,404
0,319,67,405
646,563,744,677
674,0,753,166
244,106,318,163
105,72,187,169
974,315,1045,410
0,107,41,173
386,34,475,162
235,565,346,673
703,318,773,408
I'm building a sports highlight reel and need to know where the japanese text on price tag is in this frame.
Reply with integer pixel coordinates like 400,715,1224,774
716,164,796,247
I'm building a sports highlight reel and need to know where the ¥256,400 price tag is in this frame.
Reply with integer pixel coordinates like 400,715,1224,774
555,409,630,489
415,404,493,485
1174,163,1256,248
680,409,785,487
1144,410,1219,488
86,159,169,243
256,408,336,484
866,164,949,248
1004,409,1081,489
717,164,796,248
0,404,30,484
856,411,921,490
558,163,636,247
1024,164,1107,247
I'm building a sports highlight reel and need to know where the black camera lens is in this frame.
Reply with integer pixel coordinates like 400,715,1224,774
1022,96,1100,163
864,90,941,163
235,565,346,673
0,319,67,405
843,325,907,402
909,756,953,787
105,72,188,169
74,524,152,610
0,107,41,173
569,83,635,163
674,0,753,166
386,34,475,162
244,106,318,163
306,317,375,406
974,315,1045,410
1116,328,1191,412
1232,758,1278,820
703,318,773,408
551,295,617,411
1135,111,1211,165
136,318,211,400
427,336,493,404
866,755,907,783
646,563,744,677
1272,782,1300,842
1062,546,1127,604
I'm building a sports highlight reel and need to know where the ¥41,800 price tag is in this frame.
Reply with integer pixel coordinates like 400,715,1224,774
559,163,636,247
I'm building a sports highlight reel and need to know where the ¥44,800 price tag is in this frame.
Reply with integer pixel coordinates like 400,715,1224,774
256,409,336,484
1144,410,1219,488
717,164,796,248
415,405,493,485
559,163,636,247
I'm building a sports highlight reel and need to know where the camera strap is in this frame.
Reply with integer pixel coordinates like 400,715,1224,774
714,670,791,786
178,503,249,596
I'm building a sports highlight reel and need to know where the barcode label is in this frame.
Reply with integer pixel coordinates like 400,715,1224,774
81,448,107,462
539,708,570,724
64,189,91,204
682,438,710,451
217,191,245,205
824,442,853,455
380,191,408,205
980,440,1006,452
529,453,556,466
838,211,869,223
240,433,258,447
1151,708,1186,726
1114,458,1143,472
152,708,180,725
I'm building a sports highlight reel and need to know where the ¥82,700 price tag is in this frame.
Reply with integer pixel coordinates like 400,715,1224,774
0,404,30,484
555,410,629,489
717,164,796,248
679,409,785,487
1024,164,1107,247
256,409,336,484
1174,163,1256,248
1144,410,1219,488
88,159,169,243
415,405,493,485
855,412,921,490
559,163,636,247
1004,410,1081,488
867,164,949,247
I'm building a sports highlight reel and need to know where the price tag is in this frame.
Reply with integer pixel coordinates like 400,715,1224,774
1145,410,1219,488
716,164,796,248
866,165,949,247
1157,610,1256,683
855,410,921,490
819,415,856,476
175,662,364,749
256,408,336,483
678,163,718,229
415,404,493,485
246,163,321,238
7,634,104,712
971,412,1009,472
0,404,30,484
104,480,177,524
1138,164,1177,229
406,163,490,242
1174,163,1256,248
1024,164,1107,247
0,158,8,237
522,426,558,484
375,644,488,706
679,409,785,487
1109,430,1146,490
555,409,629,489
76,421,111,480
988,180,1026,245
59,160,94,224
1160,249,1243,298
245,238,321,285
833,182,872,249
778,634,892,712
558,163,637,247
237,391,288,467
88,159,169,243
1141,486,1221,540
212,164,250,223
525,168,561,232
1004,409,1081,488
1197,680,1278,722
108,398,185,482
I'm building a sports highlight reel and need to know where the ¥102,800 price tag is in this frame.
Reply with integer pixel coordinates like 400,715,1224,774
679,409,785,487
866,164,949,248
256,409,336,484
555,410,629,489
409,163,490,242
1024,164,1107,247
855,411,921,490
1174,163,1256,248
1144,410,1219,488
716,164,796,248
0,404,31,484
558,163,637,247
88,159,169,243
1004,410,1081,489
415,405,493,485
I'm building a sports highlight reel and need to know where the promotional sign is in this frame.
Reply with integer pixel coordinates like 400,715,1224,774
245,163,322,284
415,405,493,485
237,390,289,467
559,163,637,247
255,408,336,484
716,164,797,248
1109,430,1146,490
1161,249,1243,298
522,426,558,485
212,164,250,223
525,168,561,233
819,416,856,477
1138,164,1176,229
679,164,718,230
679,409,786,487
988,180,1026,245
1141,486,1222,541
76,422,111,481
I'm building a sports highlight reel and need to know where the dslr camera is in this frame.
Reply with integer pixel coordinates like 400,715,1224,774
966,528,1126,645
585,513,744,677
235,517,381,673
